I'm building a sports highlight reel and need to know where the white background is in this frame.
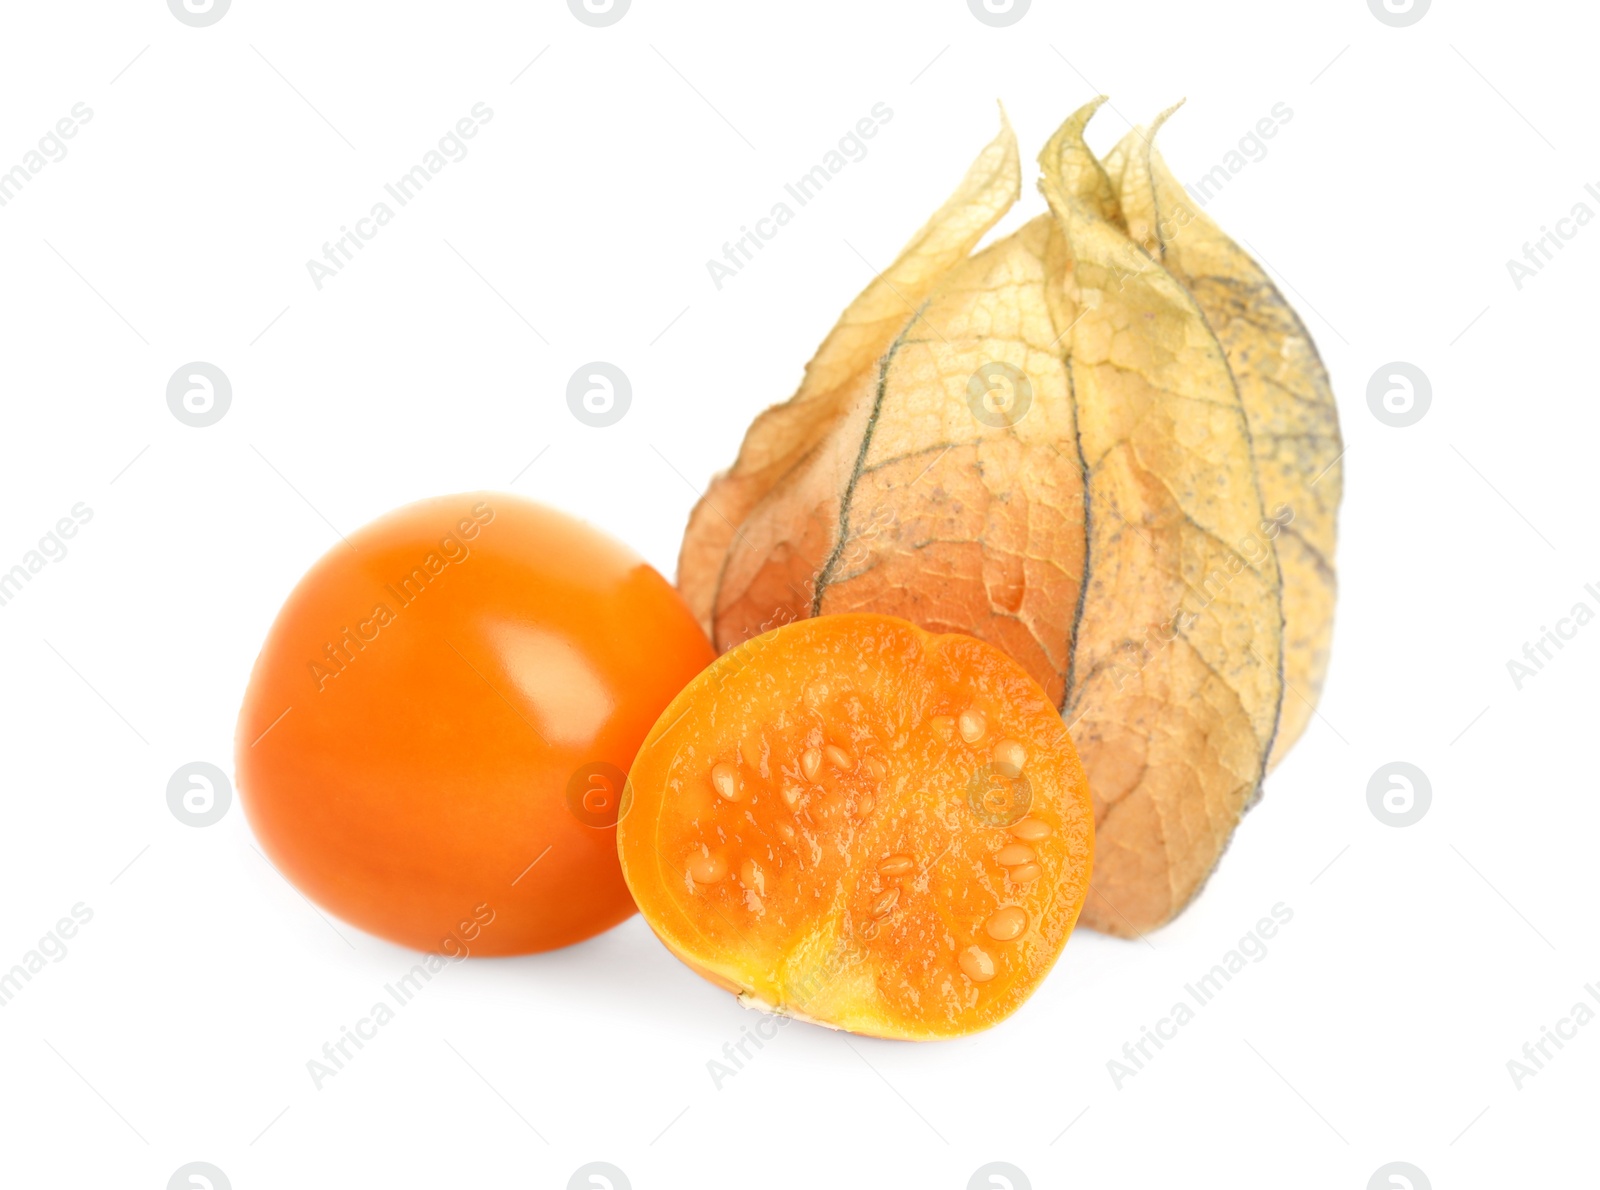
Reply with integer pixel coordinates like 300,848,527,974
0,1,1594,1187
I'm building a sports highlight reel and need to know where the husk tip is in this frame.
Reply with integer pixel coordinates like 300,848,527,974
1149,98,1186,139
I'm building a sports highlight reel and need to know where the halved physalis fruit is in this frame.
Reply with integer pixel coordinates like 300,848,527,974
618,613,1093,1039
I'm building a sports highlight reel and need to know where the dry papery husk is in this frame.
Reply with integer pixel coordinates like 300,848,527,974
677,99,1342,937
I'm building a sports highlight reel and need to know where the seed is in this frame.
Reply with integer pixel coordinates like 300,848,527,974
958,708,987,744
992,739,1027,778
775,821,796,842
740,858,765,893
825,744,853,771
995,843,1036,866
958,945,996,983
685,852,727,884
1008,862,1043,884
878,854,915,877
864,756,888,781
781,782,802,808
869,888,900,917
1008,818,1052,841
858,794,875,816
710,762,740,802
984,906,1029,941
859,919,880,941
800,748,822,782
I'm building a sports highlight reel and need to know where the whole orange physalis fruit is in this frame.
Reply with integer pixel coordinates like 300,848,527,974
236,493,713,954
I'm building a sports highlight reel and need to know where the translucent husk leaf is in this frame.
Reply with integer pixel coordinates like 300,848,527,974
677,113,1023,632
1109,112,1342,767
1038,101,1283,934
677,98,1336,937
769,211,1091,697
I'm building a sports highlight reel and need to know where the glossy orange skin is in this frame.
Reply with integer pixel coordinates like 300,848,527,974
235,493,714,955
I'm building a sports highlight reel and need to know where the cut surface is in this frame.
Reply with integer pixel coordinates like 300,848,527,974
618,614,1093,1040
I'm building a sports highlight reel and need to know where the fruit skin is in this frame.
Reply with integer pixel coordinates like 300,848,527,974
618,612,1094,1040
235,493,714,955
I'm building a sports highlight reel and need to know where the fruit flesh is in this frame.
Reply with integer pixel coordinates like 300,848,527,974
235,493,714,955
619,614,1093,1039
